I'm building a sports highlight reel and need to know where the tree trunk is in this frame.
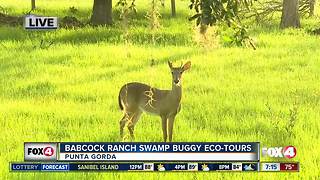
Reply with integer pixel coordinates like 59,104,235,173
171,0,176,17
309,0,316,17
280,0,300,28
91,0,112,25
31,0,36,10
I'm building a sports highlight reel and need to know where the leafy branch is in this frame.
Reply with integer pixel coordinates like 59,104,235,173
240,0,313,23
189,0,256,49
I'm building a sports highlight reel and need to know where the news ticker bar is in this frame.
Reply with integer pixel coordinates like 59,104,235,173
10,162,299,172
25,142,260,162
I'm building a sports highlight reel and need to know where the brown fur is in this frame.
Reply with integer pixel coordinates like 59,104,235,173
118,61,191,142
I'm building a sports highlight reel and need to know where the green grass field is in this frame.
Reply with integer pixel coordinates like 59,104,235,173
0,0,320,179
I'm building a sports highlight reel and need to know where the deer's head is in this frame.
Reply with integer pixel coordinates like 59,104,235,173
168,61,191,86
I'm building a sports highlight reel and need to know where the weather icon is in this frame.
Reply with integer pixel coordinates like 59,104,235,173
244,164,254,171
157,164,166,171
202,164,210,171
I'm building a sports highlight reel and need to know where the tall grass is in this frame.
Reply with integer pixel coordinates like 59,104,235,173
0,0,320,179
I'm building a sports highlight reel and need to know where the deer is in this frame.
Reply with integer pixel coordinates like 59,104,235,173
118,61,191,142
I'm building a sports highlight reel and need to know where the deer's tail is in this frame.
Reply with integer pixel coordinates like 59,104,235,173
118,93,123,110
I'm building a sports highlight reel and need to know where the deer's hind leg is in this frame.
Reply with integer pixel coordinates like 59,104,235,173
119,113,128,139
126,110,142,141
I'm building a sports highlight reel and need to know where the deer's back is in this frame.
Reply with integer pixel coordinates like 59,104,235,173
119,82,177,115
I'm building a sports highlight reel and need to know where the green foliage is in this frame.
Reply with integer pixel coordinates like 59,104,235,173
189,0,255,49
68,6,78,16
189,0,240,26
0,5,9,14
146,0,162,31
0,0,320,179
146,0,162,45
116,0,137,44
222,25,256,49
116,0,137,15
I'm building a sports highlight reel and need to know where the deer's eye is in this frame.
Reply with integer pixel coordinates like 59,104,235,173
180,71,183,74
171,72,174,74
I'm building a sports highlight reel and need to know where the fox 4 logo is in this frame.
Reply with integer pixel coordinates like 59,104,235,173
262,146,296,159
28,147,54,156
24,143,57,161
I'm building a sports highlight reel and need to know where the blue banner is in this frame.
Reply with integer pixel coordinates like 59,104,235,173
10,162,259,172
59,142,259,153
11,163,69,172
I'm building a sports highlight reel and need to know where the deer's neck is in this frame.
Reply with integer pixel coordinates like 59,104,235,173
170,83,182,102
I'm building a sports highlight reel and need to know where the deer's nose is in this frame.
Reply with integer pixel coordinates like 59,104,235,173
174,80,179,84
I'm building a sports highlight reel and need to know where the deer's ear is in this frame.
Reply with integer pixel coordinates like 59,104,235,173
168,61,173,69
182,61,191,71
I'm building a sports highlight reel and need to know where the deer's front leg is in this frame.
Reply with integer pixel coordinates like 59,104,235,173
168,116,176,142
161,115,168,142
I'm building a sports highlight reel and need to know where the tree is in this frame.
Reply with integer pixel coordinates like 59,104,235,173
91,0,113,25
31,0,36,10
280,0,300,28
171,0,176,17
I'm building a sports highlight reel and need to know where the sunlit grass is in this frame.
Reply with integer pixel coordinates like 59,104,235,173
0,0,320,179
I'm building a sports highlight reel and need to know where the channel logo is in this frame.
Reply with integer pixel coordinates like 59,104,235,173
24,143,57,161
262,146,296,159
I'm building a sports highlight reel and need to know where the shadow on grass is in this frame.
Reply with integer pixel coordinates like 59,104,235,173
0,7,194,46
0,26,193,46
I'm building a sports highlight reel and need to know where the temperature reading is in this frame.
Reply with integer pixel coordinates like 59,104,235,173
285,164,293,170
188,164,196,169
280,163,299,171
187,163,198,171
